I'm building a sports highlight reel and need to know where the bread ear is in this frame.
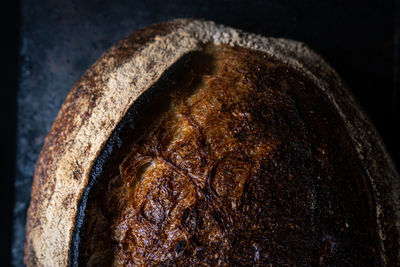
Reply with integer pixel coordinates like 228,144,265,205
25,19,400,266
25,19,191,266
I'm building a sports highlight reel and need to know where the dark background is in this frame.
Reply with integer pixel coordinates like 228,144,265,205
1,0,399,266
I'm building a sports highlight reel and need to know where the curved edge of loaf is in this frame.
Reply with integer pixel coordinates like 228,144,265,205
24,18,193,266
25,18,400,266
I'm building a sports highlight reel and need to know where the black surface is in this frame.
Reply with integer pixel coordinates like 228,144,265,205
11,0,400,266
0,0,19,266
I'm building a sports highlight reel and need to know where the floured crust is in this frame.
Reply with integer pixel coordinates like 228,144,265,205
25,19,400,266
82,44,381,265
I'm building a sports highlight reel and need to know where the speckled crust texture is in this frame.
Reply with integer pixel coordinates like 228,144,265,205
25,19,400,266
24,19,191,266
82,44,382,265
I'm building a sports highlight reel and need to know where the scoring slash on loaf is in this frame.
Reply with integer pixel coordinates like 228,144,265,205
25,19,400,266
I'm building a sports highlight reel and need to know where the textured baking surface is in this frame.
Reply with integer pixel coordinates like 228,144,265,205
23,19,400,266
83,44,381,265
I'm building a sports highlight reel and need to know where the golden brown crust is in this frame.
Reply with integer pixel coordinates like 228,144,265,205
25,19,400,266
82,44,382,266
25,20,186,266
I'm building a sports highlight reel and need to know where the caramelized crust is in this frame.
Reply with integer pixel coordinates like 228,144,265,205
82,44,380,265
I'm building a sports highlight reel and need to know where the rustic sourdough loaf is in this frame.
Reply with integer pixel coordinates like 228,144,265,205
25,19,400,266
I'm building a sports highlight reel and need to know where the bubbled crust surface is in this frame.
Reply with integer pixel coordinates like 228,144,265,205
24,20,189,266
25,19,400,266
83,45,381,266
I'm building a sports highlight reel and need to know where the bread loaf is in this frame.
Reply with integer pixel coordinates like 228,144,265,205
25,19,400,266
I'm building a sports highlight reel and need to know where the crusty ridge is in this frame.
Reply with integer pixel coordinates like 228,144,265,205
25,18,400,266
83,44,381,265
25,19,189,266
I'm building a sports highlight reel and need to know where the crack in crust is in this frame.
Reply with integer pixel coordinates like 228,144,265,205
82,44,382,266
24,19,184,267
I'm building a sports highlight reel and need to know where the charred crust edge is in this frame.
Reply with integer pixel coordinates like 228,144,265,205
69,52,197,266
24,18,400,266
25,19,185,266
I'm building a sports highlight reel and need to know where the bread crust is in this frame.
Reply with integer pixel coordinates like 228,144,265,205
25,19,400,266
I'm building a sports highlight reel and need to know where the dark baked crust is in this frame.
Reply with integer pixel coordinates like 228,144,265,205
82,45,382,265
24,19,400,266
25,20,184,266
